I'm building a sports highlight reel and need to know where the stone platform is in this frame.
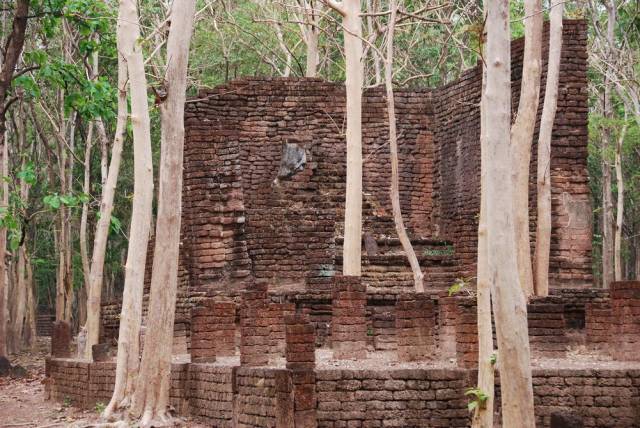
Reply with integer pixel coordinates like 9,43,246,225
48,280,640,427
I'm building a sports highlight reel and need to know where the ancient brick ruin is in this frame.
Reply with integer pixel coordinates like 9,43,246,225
45,20,640,427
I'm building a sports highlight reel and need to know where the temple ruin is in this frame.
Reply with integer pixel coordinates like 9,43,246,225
44,20,640,427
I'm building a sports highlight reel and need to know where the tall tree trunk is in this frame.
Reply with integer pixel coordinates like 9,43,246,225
0,2,29,354
326,0,363,276
0,131,7,360
484,0,535,425
534,0,563,296
473,13,494,425
614,120,628,281
302,0,320,77
23,251,35,349
103,0,154,416
130,2,196,425
64,113,76,323
510,0,542,298
601,0,617,288
0,0,29,137
383,0,424,292
8,105,31,352
79,122,93,328
602,137,614,287
83,92,127,360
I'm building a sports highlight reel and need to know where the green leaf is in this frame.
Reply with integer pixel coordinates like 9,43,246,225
17,164,37,185
78,193,90,204
44,194,61,210
467,401,478,412
8,232,21,251
109,216,122,234
60,194,78,206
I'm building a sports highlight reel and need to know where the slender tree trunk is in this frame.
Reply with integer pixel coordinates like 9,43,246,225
83,93,127,360
0,130,7,360
23,251,35,349
64,113,76,323
383,0,423,292
327,0,363,276
10,246,27,352
102,0,154,416
484,1,535,425
7,258,17,354
614,121,628,281
602,136,614,287
510,0,542,298
303,0,320,77
473,14,494,425
636,228,640,280
534,0,563,296
601,0,617,288
79,122,93,328
366,0,382,85
7,104,29,352
0,0,29,137
130,2,196,425
99,121,109,187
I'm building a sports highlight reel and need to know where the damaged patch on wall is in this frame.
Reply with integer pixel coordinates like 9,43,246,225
274,140,307,185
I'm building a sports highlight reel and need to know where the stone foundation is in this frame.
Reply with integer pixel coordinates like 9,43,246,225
45,358,640,428
331,276,367,360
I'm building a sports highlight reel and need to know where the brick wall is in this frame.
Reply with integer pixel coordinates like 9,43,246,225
46,359,640,427
178,19,590,301
188,364,235,427
101,20,592,340
431,20,591,285
235,367,278,427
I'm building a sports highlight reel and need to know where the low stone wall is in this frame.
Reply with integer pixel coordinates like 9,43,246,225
235,368,278,428
188,364,235,427
46,358,640,427
45,359,189,411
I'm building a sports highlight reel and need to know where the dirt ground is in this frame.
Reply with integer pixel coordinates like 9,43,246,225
0,338,104,428
0,338,206,428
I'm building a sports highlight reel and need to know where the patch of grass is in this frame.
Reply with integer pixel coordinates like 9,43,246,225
423,245,454,257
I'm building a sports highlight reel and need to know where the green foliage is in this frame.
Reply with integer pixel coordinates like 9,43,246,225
448,277,470,296
94,401,106,413
465,387,489,413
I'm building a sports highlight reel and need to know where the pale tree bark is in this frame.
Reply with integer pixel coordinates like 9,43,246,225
473,12,493,426
83,73,127,361
383,0,423,292
325,0,363,276
0,130,7,360
64,112,75,323
79,48,101,329
102,0,153,415
484,0,535,425
297,0,321,77
601,0,617,288
78,122,93,328
510,0,542,298
534,0,563,297
602,143,614,286
274,22,293,77
365,0,382,86
614,118,628,281
130,1,196,425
